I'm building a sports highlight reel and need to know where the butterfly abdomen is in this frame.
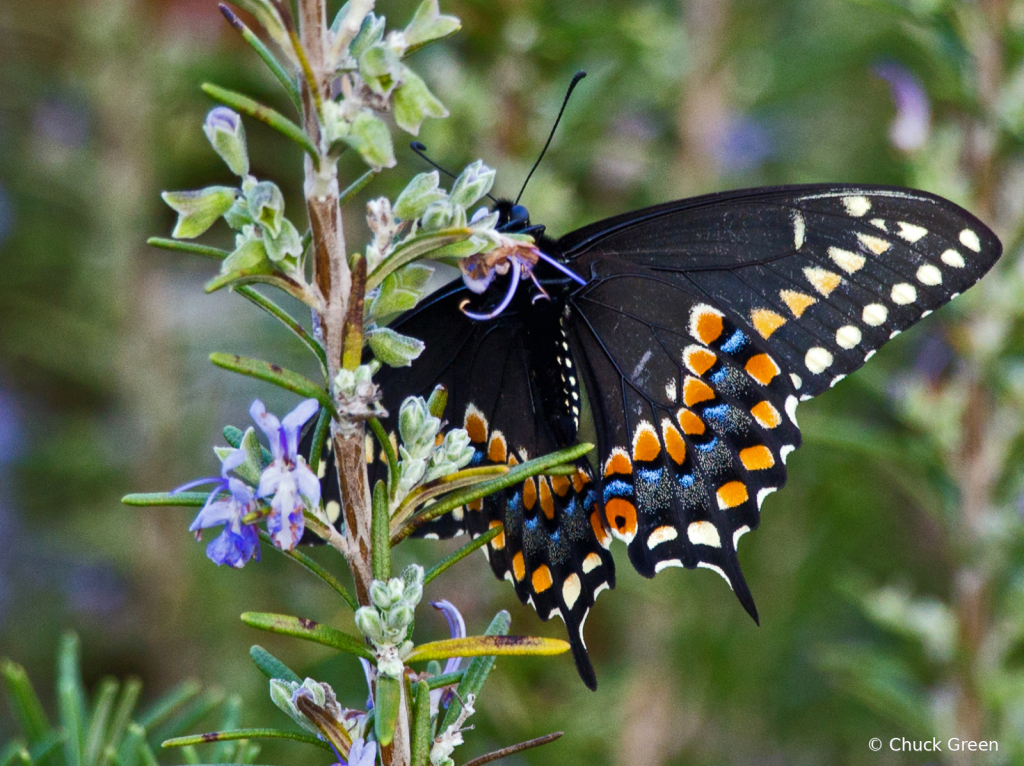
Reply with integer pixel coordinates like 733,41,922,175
522,298,581,447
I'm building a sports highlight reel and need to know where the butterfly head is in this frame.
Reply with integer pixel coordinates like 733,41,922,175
492,199,546,237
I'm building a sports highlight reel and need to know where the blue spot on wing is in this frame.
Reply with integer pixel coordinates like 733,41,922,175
637,467,663,483
721,329,747,354
603,479,633,502
695,437,719,453
677,473,694,488
704,404,730,423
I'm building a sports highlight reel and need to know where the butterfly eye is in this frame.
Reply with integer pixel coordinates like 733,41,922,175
509,205,530,224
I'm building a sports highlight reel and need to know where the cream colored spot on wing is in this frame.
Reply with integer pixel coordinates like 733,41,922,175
790,373,802,389
959,229,981,252
697,562,732,588
326,500,341,523
733,525,750,550
582,552,602,573
804,267,842,297
562,573,581,609
870,218,887,231
785,395,799,426
756,487,777,509
687,521,721,548
648,525,679,549
917,264,942,285
843,195,871,217
863,303,888,326
665,379,677,403
898,222,928,242
830,246,867,273
780,289,817,317
836,325,862,349
941,249,965,268
793,211,806,249
857,233,891,255
805,346,834,374
891,283,917,304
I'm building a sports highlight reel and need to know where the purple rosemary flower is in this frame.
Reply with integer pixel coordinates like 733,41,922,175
430,600,466,711
874,62,931,152
251,398,321,550
345,739,376,766
187,474,261,568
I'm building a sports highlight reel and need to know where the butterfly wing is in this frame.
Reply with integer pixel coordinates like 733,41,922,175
560,184,1000,604
358,282,614,689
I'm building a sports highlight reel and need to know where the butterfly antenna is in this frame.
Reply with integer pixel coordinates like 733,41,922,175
514,70,587,206
410,142,498,204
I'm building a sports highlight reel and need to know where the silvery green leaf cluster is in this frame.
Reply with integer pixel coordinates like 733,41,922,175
354,565,425,678
161,108,310,294
322,0,458,169
429,693,475,766
391,397,474,509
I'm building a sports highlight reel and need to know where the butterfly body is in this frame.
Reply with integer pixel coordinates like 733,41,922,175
331,184,1001,689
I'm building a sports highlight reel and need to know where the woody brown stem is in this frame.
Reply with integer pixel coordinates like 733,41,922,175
295,0,374,605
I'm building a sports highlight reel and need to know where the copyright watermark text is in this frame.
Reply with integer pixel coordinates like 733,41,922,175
868,738,998,753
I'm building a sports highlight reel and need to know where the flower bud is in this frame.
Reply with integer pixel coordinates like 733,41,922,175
402,582,423,607
420,200,452,230
203,107,249,177
387,577,405,604
398,457,426,491
399,397,440,454
402,563,425,587
394,172,447,221
264,217,303,262
246,181,286,238
370,581,394,610
449,160,496,209
387,603,415,631
355,606,386,643
393,69,448,136
162,186,237,239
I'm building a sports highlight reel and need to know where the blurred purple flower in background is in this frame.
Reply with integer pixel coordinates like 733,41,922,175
252,398,321,550
874,62,931,152
713,114,775,174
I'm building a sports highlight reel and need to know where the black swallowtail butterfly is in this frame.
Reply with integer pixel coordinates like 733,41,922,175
316,180,1001,690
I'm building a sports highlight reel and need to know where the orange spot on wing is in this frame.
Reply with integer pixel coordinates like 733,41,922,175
572,469,590,493
522,477,537,511
684,347,717,376
739,445,775,471
750,400,781,429
661,421,687,465
590,508,611,547
531,564,553,593
538,477,555,520
464,408,488,444
745,353,780,385
780,290,817,317
695,310,724,344
605,498,638,538
487,433,507,463
512,552,526,581
683,377,715,406
751,308,787,338
632,426,661,462
716,481,749,509
507,454,519,467
603,450,632,477
468,498,483,512
804,267,842,297
489,520,505,550
677,408,706,435
550,474,571,496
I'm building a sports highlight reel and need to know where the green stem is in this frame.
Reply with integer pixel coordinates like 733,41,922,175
162,730,330,752
121,492,208,507
218,4,303,113
257,530,357,609
391,444,592,544
307,406,332,476
339,169,378,205
423,526,502,585
368,417,399,492
235,286,328,379
372,480,390,581
147,237,228,259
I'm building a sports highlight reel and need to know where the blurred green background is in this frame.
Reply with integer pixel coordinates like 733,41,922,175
3,0,1024,763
